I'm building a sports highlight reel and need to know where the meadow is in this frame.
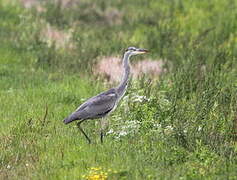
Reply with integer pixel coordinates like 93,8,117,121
0,0,237,179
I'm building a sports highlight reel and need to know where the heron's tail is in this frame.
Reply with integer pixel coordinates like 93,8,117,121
63,112,80,124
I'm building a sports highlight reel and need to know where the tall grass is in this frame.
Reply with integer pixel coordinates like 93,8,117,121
0,0,237,179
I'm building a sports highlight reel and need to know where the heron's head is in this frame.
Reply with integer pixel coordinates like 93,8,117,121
125,47,149,56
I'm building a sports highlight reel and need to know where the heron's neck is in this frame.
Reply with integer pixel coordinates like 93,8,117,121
117,52,131,97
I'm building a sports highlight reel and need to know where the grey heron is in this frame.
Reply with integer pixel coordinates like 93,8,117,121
63,47,148,143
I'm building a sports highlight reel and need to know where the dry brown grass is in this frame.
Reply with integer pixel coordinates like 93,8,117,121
94,56,167,83
20,0,45,12
20,0,77,9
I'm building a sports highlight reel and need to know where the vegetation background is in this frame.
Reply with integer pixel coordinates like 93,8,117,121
0,0,237,179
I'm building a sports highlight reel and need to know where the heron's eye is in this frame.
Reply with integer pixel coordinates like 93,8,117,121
126,47,136,51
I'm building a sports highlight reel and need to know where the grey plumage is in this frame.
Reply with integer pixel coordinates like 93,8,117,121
63,47,148,143
64,88,117,124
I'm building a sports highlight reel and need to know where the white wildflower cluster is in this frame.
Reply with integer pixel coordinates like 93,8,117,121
107,120,140,139
152,123,163,134
119,93,150,113
198,126,202,131
131,94,150,103
153,123,162,128
152,123,175,135
122,93,150,104
164,125,174,135
180,126,202,135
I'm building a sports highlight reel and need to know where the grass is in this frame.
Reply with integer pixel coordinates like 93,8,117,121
0,0,237,179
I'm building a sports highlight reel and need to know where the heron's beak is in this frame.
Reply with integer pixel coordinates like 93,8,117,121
137,48,149,54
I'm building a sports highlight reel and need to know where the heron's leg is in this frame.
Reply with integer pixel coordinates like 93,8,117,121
100,117,109,143
77,120,91,144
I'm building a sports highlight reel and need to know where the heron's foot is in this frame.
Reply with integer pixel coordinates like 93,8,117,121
100,131,104,143
100,118,109,144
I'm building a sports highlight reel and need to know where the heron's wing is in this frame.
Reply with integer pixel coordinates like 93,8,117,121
75,88,118,119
